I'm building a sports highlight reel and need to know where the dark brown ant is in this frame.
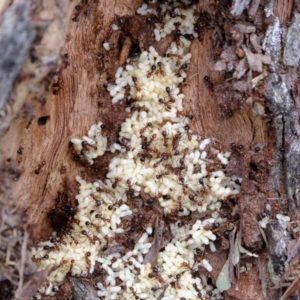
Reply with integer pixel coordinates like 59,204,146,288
179,147,189,166
81,230,98,245
219,102,233,118
175,29,182,46
112,177,123,188
184,124,192,141
148,271,165,284
172,133,181,152
158,98,172,110
153,152,171,168
85,219,101,231
129,287,140,299
156,61,165,76
179,179,188,195
166,53,183,60
181,262,193,272
85,252,92,272
175,273,182,289
165,86,176,103
156,170,170,179
67,259,75,274
119,137,131,151
64,229,79,245
96,186,111,194
132,77,141,91
140,122,153,135
108,199,123,210
32,256,43,264
161,130,169,147
203,75,214,90
147,65,156,78
34,161,45,175
175,63,188,77
177,196,185,212
140,146,160,158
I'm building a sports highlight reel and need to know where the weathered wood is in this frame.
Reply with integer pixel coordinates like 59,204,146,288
0,0,35,110
0,0,299,299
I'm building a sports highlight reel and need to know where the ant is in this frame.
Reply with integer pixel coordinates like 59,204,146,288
148,271,165,284
161,130,169,147
32,256,43,264
178,147,189,166
85,252,92,272
156,61,165,76
132,77,141,91
181,262,193,272
140,121,153,135
177,196,185,212
203,75,214,90
34,160,45,175
153,152,171,168
183,124,192,141
107,199,123,210
63,229,79,245
158,98,172,110
50,259,69,273
81,230,98,245
156,170,170,180
96,186,111,194
165,86,176,103
166,52,183,60
112,177,122,189
82,140,97,151
151,284,169,295
175,62,189,77
147,65,157,78
119,137,131,151
172,133,181,152
85,219,101,231
129,287,140,299
175,273,182,289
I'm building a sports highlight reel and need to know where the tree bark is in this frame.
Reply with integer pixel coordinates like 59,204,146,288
0,0,299,299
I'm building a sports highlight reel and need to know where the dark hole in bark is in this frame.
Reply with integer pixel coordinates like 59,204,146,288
37,115,50,126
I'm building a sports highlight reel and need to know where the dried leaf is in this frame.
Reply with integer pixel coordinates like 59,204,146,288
238,244,258,257
251,69,268,88
216,259,231,292
233,58,247,79
281,272,300,300
250,33,262,53
15,269,48,300
236,232,258,258
232,237,240,266
235,23,256,34
143,218,164,267
242,46,271,72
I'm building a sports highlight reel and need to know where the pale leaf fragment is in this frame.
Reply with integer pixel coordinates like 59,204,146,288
216,259,231,292
242,46,271,72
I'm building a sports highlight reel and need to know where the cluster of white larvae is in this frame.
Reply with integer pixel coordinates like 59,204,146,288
32,1,240,299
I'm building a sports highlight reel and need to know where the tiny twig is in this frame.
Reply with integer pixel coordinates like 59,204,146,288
280,272,300,300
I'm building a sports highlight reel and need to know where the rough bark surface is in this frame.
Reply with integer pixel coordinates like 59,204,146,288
0,0,299,299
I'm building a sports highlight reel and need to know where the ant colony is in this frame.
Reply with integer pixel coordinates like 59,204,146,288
32,1,240,299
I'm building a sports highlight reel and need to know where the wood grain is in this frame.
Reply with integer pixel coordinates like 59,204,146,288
1,0,269,241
